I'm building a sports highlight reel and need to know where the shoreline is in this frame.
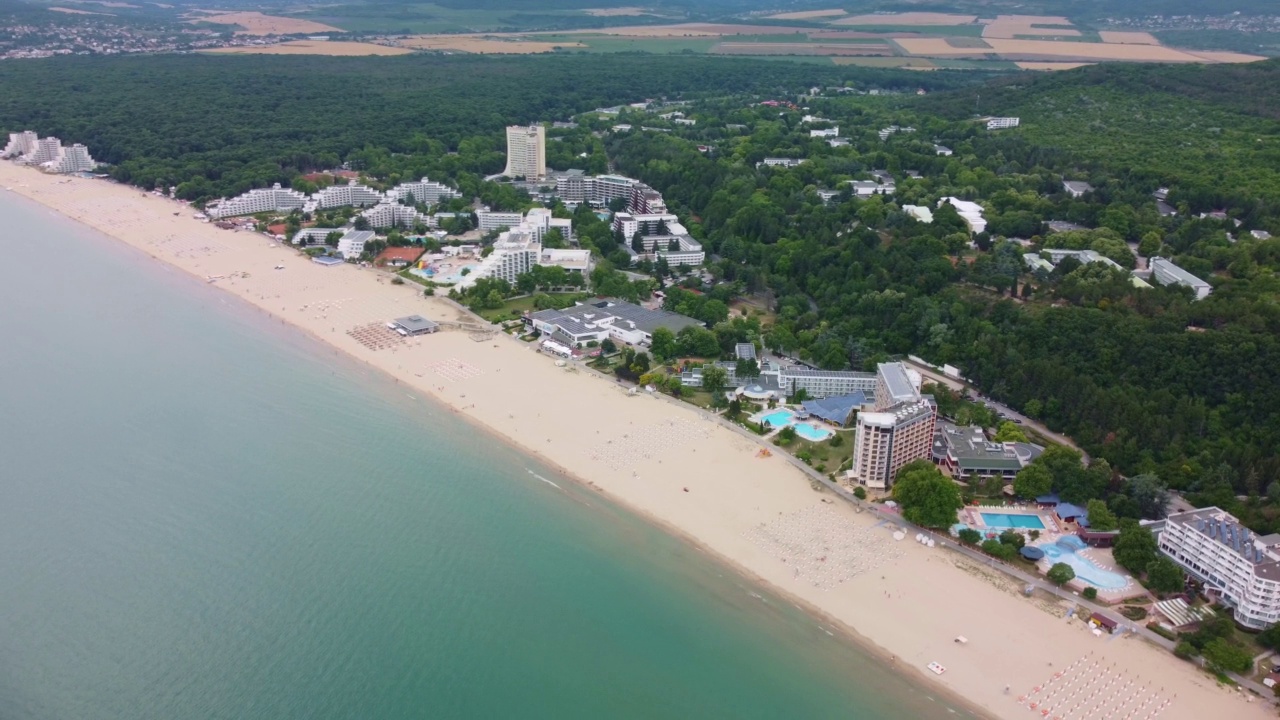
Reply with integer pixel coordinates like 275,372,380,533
1,165,1268,720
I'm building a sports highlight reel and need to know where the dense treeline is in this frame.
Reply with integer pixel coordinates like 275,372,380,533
0,54,981,201
607,71,1280,531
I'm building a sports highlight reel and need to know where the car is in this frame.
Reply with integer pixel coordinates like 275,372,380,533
1013,419,1024,424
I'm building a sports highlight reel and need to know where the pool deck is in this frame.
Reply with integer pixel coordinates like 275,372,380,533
961,504,1062,535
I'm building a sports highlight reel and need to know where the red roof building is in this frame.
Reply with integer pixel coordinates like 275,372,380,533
375,247,425,268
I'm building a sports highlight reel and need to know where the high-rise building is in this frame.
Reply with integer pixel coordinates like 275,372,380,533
503,125,546,179
41,143,98,174
1156,507,1280,629
1,131,38,159
849,362,936,490
28,136,63,165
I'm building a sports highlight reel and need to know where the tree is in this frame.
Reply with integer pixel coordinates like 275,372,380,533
354,215,371,231
998,530,1025,549
701,364,728,395
1112,521,1159,574
982,538,1017,560
993,421,1028,443
1202,638,1253,674
650,327,677,362
600,338,617,355
853,486,867,500
1085,499,1118,532
1125,474,1170,520
1144,557,1184,594
726,398,743,420
891,460,963,529
1082,587,1097,600
735,357,760,380
958,528,982,545
777,425,797,445
632,232,645,254
1046,562,1076,586
1013,464,1053,500
630,351,651,376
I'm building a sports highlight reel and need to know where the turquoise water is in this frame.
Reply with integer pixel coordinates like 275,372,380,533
794,422,834,441
0,191,970,718
980,512,1046,529
759,409,795,428
1040,537,1129,590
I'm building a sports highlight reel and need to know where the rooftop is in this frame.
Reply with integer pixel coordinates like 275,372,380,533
392,315,438,333
878,362,918,406
1166,506,1280,577
932,421,1024,471
530,298,701,337
375,246,425,265
735,343,756,361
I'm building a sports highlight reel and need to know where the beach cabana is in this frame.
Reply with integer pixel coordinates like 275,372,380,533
1019,546,1045,561
1088,613,1118,634
1055,502,1088,523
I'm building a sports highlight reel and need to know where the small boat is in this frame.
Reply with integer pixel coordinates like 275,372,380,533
927,662,946,675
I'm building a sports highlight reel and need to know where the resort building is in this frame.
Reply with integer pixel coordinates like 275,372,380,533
903,205,933,223
477,210,526,234
389,315,439,336
931,421,1039,480
458,229,539,288
809,127,839,138
934,144,952,156
337,230,376,260
1041,248,1124,271
757,158,806,168
827,138,850,148
25,136,64,166
779,368,877,400
849,363,937,490
849,180,895,197
40,143,98,174
554,172,641,208
389,177,458,206
503,124,546,179
1155,507,1280,629
529,298,701,348
207,183,307,219
1149,257,1212,300
623,234,705,267
1,130,38,159
1063,180,1093,198
360,201,429,231
938,197,987,234
986,117,1021,130
311,182,383,210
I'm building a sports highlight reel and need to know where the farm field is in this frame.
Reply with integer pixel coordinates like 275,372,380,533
1015,61,1093,71
831,13,977,26
711,42,892,57
382,14,1266,66
400,36,584,53
185,10,342,35
766,8,848,21
203,41,411,56
982,15,1079,39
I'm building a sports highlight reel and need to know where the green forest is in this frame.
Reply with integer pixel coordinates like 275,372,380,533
3,52,1280,531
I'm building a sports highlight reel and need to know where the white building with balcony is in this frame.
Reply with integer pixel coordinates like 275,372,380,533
1157,507,1280,630
41,143,99,174
207,183,308,219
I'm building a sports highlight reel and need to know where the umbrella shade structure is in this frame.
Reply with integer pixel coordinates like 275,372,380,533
1020,546,1046,560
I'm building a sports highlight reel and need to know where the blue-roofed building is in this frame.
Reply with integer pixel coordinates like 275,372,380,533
801,392,868,427
1036,493,1061,505
1055,503,1088,523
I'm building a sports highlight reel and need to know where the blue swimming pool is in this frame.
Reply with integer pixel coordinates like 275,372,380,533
1039,536,1129,590
980,512,1046,529
793,422,833,442
759,409,795,429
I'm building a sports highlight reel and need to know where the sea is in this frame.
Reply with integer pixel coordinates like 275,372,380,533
0,191,974,719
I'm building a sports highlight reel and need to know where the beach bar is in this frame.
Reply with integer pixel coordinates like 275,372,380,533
389,315,439,336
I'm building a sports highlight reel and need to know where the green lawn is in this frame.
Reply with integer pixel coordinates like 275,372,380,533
475,292,588,323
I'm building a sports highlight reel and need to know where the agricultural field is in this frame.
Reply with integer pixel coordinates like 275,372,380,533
370,10,1265,67
184,10,342,35
204,40,412,56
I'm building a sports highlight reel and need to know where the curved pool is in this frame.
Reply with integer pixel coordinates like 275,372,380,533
793,422,833,441
1038,536,1129,590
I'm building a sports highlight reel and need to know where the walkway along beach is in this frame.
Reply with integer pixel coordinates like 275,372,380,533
0,163,1268,720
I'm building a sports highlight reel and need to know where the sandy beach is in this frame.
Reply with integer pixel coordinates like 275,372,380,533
1,163,1269,720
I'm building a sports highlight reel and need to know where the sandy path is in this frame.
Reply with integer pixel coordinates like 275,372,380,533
0,164,1269,720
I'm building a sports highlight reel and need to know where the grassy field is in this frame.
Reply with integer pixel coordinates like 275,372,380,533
298,3,595,34
546,35,720,54
835,24,985,37
475,293,589,323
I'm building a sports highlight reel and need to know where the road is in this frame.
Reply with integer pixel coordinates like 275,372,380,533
901,359,1087,459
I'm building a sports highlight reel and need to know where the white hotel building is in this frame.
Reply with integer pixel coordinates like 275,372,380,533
1156,507,1280,630
503,124,546,179
1149,256,1212,300
849,363,937,490
779,368,877,399
2,131,98,173
208,183,308,219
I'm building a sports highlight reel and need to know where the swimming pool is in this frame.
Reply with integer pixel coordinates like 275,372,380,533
1039,536,1129,590
980,512,1046,530
793,422,833,442
758,409,795,429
